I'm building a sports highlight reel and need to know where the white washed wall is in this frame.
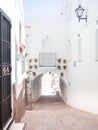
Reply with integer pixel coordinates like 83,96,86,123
25,15,68,77
0,0,25,97
25,15,68,100
64,0,98,114
25,15,67,59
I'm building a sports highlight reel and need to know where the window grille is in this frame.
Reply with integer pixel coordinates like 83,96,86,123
78,38,82,62
39,53,57,67
0,9,12,130
68,43,71,61
96,29,98,61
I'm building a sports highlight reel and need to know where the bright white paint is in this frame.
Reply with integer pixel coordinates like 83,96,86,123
25,15,68,102
96,29,98,60
0,0,26,97
25,15,68,83
62,0,98,114
25,15,67,58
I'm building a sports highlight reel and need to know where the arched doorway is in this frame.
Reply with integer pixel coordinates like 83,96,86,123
31,72,67,102
41,72,59,95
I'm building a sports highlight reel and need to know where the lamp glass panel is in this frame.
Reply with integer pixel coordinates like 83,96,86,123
77,9,83,17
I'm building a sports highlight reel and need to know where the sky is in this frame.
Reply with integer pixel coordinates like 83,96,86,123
24,0,62,16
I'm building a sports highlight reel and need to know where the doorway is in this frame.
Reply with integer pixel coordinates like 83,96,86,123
0,9,12,130
41,72,59,96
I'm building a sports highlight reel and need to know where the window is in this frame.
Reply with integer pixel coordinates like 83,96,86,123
96,29,98,61
39,53,57,67
78,38,82,61
19,22,22,44
68,42,71,61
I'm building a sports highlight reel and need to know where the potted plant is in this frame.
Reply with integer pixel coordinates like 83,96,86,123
63,65,67,70
32,72,36,76
57,65,61,70
19,44,25,53
29,65,33,69
19,46,23,53
29,59,32,63
63,59,66,64
60,72,64,77
25,52,28,57
34,65,38,69
57,58,61,63
34,58,38,62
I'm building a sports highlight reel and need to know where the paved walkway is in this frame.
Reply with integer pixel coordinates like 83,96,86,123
21,95,98,130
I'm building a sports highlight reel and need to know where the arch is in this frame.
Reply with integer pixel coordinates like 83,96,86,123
32,72,67,102
41,72,59,95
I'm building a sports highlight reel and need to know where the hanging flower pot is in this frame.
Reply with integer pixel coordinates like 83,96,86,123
19,46,23,53
60,72,64,77
25,52,28,57
57,58,61,63
34,58,38,62
19,44,25,53
63,65,67,70
32,72,36,76
29,59,32,63
34,65,38,69
21,44,25,49
29,65,33,69
57,65,61,70
63,59,66,64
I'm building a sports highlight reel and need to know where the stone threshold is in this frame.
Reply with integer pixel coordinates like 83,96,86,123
3,117,13,130
9,122,26,130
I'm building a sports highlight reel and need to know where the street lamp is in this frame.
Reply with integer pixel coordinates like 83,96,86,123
75,5,87,22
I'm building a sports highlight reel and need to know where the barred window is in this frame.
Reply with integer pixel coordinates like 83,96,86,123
78,38,82,62
39,53,57,67
96,29,98,61
68,43,71,61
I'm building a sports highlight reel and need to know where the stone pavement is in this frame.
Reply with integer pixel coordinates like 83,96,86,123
21,95,98,130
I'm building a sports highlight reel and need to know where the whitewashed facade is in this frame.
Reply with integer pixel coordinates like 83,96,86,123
62,0,98,114
0,0,26,128
0,0,26,96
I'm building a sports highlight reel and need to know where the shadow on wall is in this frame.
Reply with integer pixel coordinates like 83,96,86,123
59,78,67,102
32,74,43,101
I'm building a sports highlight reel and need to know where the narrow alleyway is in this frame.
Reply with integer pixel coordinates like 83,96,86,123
21,95,98,130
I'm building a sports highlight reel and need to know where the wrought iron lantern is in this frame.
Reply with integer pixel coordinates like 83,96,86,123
75,5,87,22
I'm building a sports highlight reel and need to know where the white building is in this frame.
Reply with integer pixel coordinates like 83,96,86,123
0,0,26,129
25,0,98,115
0,0,98,129
62,0,98,114
25,15,68,103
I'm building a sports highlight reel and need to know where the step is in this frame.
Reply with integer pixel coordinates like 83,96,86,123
9,122,26,130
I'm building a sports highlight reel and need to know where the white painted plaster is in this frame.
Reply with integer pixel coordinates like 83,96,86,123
64,0,98,114
0,0,26,98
